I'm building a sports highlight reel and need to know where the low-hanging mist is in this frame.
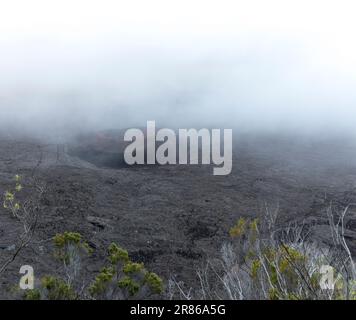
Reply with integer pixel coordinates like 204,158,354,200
1,0,356,140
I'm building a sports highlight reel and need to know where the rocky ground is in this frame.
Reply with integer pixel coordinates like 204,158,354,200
0,131,356,299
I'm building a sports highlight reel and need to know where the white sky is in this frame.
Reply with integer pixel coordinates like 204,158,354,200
0,0,356,134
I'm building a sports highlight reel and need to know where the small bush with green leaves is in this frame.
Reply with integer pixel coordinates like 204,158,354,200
21,234,163,300
51,231,93,292
24,276,76,300
89,243,163,299
41,276,76,300
23,289,41,300
168,207,356,300
3,175,22,213
221,215,355,300
53,231,92,263
1,174,46,279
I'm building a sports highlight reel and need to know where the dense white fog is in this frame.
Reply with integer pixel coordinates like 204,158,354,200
0,0,356,137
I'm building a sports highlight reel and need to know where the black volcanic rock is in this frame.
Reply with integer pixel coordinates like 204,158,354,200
1,133,356,298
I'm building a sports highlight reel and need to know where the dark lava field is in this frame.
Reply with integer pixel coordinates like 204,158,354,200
1,131,356,298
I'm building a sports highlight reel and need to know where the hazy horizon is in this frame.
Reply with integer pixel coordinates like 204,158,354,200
1,0,356,138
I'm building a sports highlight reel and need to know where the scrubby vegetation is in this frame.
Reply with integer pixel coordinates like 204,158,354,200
2,175,355,300
88,242,163,299
168,206,356,300
24,276,77,300
22,235,163,300
1,175,46,275
1,175,163,300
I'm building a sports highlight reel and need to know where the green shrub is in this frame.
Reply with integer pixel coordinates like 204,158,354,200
118,277,140,296
89,242,164,299
144,272,164,294
23,289,41,300
41,276,77,300
89,267,115,296
108,243,129,264
53,231,92,263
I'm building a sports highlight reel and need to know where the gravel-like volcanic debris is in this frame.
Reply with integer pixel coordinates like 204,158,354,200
1,132,356,298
